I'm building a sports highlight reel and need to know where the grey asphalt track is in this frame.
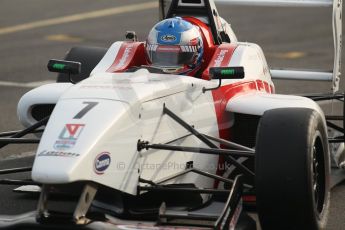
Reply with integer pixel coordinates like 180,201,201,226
0,0,344,229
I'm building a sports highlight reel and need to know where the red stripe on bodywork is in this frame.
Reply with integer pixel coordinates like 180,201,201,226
183,17,217,73
263,81,270,93
270,84,275,94
202,44,238,80
107,42,148,73
212,81,259,141
256,80,264,92
211,80,273,186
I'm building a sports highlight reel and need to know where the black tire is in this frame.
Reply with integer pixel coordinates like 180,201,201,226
255,108,330,230
57,46,108,83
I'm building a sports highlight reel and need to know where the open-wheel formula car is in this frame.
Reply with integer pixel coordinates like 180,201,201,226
0,0,344,229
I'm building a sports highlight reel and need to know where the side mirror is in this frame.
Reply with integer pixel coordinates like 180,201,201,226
203,67,245,93
47,59,81,84
210,67,245,80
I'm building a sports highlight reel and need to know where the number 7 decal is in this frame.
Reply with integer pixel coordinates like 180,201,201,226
74,102,98,119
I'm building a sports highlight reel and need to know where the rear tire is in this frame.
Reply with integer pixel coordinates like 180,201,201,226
57,46,107,83
256,108,330,230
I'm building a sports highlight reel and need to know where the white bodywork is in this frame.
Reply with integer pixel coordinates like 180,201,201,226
17,38,324,196
17,83,72,128
227,93,325,117
28,70,221,195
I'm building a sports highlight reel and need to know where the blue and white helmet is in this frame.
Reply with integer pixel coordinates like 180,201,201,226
146,17,203,73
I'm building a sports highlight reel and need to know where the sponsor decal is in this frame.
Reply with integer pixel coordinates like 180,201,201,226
107,43,140,72
54,124,85,150
94,152,111,175
160,34,176,42
38,150,80,157
116,46,134,69
214,49,229,67
256,80,266,92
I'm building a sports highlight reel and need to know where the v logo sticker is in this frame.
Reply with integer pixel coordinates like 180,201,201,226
66,124,85,137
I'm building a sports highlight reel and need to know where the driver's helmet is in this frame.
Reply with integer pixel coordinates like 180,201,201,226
146,17,204,75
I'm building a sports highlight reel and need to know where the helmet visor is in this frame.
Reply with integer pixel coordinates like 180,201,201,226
147,45,197,67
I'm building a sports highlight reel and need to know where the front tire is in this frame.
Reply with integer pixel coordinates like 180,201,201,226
255,108,330,230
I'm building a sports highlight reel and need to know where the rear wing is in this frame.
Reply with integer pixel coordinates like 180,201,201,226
159,0,342,92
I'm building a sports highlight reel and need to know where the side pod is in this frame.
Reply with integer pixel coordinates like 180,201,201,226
226,93,325,121
17,83,72,128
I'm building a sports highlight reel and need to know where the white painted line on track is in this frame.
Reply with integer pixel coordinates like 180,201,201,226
0,80,55,88
0,1,157,36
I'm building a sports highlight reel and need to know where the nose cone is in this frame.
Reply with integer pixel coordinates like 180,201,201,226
31,98,139,190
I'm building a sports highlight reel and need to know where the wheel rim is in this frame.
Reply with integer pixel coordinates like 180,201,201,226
311,136,326,215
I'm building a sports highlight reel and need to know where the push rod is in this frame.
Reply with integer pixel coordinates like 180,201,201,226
327,121,344,133
138,141,255,177
142,143,254,158
139,186,231,195
162,106,255,177
329,137,345,143
0,116,49,148
326,116,343,121
0,129,44,138
163,106,218,149
0,138,40,144
202,134,254,152
155,168,234,185
309,94,344,101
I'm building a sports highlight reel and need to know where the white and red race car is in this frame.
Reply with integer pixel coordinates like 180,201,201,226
0,0,343,229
